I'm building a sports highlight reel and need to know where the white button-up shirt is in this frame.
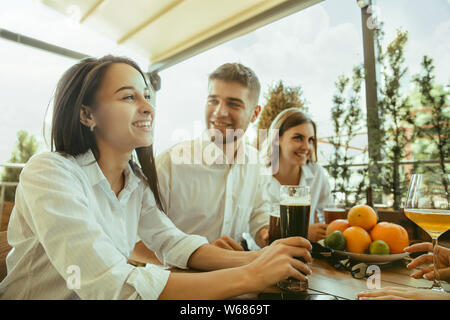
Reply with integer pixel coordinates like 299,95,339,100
156,133,271,245
267,162,334,224
0,150,208,300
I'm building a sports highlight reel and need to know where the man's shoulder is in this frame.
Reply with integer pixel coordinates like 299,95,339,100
156,139,198,166
240,142,266,168
244,142,259,155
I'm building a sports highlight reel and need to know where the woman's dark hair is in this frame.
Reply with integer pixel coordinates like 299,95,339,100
49,55,164,211
261,108,318,174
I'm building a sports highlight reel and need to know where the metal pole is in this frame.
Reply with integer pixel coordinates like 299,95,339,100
358,0,382,187
0,28,90,60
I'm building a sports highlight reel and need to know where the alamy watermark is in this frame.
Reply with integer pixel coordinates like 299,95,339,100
169,126,280,175
365,4,382,30
66,265,81,290
366,265,381,289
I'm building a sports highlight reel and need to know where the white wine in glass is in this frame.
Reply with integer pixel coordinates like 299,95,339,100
405,173,450,292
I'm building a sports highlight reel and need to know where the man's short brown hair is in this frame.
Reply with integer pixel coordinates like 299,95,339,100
208,63,261,106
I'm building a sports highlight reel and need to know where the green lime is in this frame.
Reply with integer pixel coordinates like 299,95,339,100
324,230,346,251
369,240,390,255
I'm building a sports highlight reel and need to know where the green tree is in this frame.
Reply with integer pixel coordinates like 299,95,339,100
256,81,307,148
327,65,368,207
410,55,450,194
377,29,413,210
0,130,39,202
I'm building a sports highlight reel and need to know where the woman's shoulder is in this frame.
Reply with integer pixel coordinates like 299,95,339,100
306,161,330,178
26,151,75,167
306,161,322,171
23,151,81,177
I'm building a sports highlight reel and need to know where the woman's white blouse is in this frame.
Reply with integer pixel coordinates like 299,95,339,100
268,162,334,224
0,151,208,300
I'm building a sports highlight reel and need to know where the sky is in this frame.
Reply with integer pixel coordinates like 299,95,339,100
0,0,449,168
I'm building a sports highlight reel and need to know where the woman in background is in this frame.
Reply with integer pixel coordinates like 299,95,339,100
262,108,334,243
0,56,312,299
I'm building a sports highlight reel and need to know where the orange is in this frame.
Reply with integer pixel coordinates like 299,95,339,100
370,222,409,254
343,226,372,254
326,219,351,235
347,205,378,231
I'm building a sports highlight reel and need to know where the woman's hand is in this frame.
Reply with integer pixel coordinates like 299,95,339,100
244,236,312,292
308,223,328,242
405,242,450,281
357,286,450,300
255,226,269,248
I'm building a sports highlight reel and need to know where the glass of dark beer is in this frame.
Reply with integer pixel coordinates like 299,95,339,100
268,205,281,245
278,185,311,292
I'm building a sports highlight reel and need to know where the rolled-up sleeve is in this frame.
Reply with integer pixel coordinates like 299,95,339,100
249,174,272,240
17,153,172,299
316,166,334,216
125,264,170,299
138,188,209,269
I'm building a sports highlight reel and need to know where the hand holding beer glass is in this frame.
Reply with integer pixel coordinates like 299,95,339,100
278,185,311,292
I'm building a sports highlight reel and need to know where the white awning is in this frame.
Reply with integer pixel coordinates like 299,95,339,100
41,0,323,72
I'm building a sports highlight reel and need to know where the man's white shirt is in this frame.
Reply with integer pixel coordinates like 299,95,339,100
0,150,208,299
156,133,271,246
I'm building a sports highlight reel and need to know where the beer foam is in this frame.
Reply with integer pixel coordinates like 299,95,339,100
280,198,311,206
405,209,450,215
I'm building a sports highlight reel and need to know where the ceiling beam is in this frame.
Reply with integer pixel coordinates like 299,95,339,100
118,0,185,44
148,0,324,72
80,0,105,23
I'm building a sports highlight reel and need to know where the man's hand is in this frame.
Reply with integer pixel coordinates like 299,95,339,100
255,226,269,248
211,236,244,251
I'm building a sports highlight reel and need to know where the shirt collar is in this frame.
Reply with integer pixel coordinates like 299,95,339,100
299,162,314,186
75,149,105,187
75,149,139,192
198,130,249,166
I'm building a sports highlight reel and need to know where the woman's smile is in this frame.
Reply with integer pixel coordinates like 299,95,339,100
294,151,308,160
132,119,153,132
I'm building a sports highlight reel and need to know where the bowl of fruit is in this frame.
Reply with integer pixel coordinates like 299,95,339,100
321,205,409,264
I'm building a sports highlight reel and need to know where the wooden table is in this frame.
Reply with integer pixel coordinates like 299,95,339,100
229,257,450,300
128,243,450,300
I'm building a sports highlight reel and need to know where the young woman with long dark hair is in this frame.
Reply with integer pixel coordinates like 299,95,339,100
0,56,312,299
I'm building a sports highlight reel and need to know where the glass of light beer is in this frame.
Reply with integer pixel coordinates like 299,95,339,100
278,185,311,292
405,173,450,292
323,207,346,224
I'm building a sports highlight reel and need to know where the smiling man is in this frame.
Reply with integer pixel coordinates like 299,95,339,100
154,63,272,250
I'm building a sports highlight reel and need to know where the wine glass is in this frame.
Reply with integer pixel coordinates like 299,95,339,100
404,172,450,292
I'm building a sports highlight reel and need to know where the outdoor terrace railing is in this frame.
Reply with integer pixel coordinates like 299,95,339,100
0,163,24,228
323,159,449,207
